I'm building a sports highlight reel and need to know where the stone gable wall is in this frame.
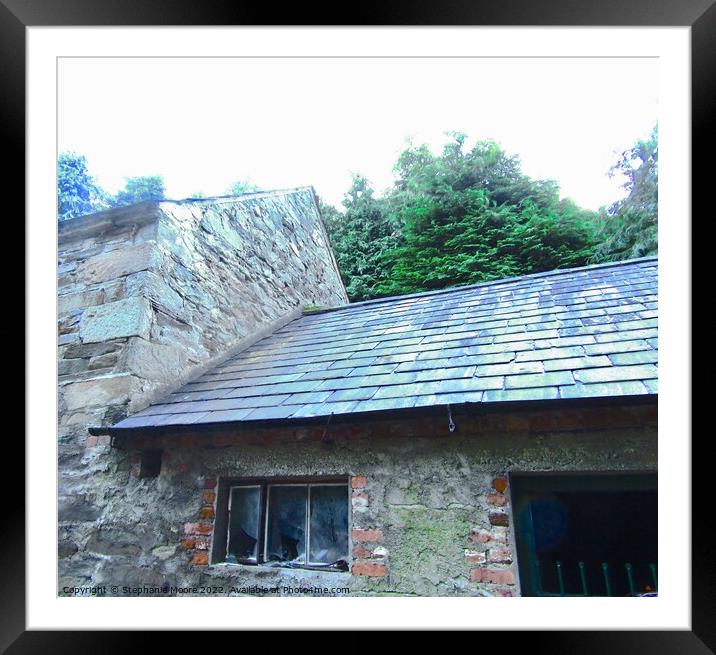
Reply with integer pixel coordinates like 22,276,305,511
58,189,348,587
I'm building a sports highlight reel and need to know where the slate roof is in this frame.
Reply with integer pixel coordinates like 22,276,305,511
113,257,657,430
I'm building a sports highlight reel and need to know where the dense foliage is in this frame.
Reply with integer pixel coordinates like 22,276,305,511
57,154,166,221
593,125,658,261
112,176,166,206
57,152,109,220
323,134,607,301
226,180,260,195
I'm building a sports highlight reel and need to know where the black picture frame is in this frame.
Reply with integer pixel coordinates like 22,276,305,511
8,0,705,650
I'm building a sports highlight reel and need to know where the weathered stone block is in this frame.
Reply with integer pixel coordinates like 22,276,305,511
76,241,157,284
124,338,190,383
58,358,89,377
126,271,184,316
62,373,143,411
63,340,125,359
58,496,101,522
80,297,153,343
86,529,143,557
58,288,106,315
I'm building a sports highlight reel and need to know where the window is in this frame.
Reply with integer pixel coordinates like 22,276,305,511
212,477,349,571
511,472,657,597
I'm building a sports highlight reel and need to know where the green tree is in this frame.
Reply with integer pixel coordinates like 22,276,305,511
320,175,402,302
226,179,260,195
112,176,166,207
325,134,601,300
57,151,109,221
593,125,658,261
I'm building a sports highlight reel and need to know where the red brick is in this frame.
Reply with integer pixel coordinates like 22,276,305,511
487,493,507,506
202,490,216,504
492,478,508,493
351,476,368,489
468,529,492,544
185,522,212,536
352,545,371,558
85,436,98,448
488,547,513,564
352,490,368,499
470,568,515,585
199,506,215,519
488,512,509,527
191,552,209,565
180,537,196,550
352,561,388,577
203,478,217,489
352,528,383,543
97,435,111,446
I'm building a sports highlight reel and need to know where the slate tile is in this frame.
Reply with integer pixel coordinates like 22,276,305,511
475,361,543,377
558,381,648,398
608,351,658,365
574,364,657,383
201,394,291,409
328,356,376,370
439,376,503,392
154,412,211,426
516,346,585,362
494,329,558,343
347,364,400,377
190,408,253,423
351,397,418,413
535,335,597,349
594,329,658,343
325,387,380,402
584,339,651,355
543,356,612,371
413,366,476,383
484,388,559,402
372,382,436,400
243,405,301,420
283,391,333,405
114,414,169,428
505,371,574,388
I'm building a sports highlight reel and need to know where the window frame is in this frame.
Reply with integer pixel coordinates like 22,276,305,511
212,475,350,571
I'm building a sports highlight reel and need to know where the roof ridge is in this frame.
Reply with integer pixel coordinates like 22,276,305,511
305,256,658,316
168,186,315,204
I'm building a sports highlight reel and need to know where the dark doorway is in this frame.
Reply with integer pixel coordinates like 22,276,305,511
511,473,657,597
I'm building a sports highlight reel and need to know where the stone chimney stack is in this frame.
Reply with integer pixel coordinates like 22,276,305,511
57,188,347,532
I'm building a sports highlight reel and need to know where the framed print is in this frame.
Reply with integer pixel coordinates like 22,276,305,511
10,0,707,650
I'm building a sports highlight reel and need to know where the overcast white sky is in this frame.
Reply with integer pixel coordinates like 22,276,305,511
58,57,657,211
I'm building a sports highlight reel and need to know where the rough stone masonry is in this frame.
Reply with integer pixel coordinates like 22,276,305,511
58,188,347,588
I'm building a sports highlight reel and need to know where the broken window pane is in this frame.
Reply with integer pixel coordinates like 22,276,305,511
309,485,349,564
227,486,261,563
265,486,307,564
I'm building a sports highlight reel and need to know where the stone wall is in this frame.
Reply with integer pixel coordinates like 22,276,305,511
61,402,657,596
58,188,348,587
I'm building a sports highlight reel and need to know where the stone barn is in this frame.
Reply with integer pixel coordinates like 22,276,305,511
58,187,658,597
